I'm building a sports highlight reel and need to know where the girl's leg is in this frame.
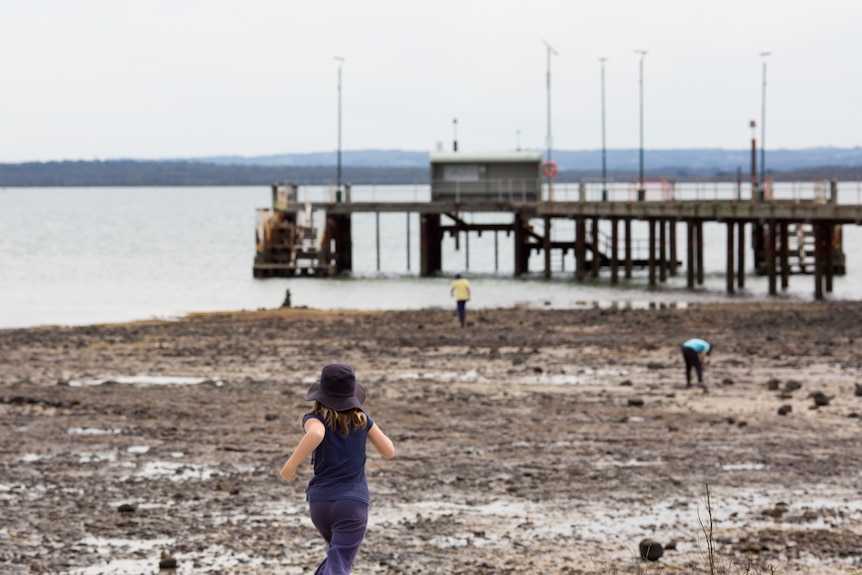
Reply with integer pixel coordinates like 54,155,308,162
309,500,369,575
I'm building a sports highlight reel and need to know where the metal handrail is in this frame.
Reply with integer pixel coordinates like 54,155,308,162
430,177,543,203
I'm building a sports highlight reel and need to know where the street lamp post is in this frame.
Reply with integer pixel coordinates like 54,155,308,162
635,50,647,201
453,118,458,152
760,52,770,194
599,57,607,201
542,40,558,201
335,56,345,203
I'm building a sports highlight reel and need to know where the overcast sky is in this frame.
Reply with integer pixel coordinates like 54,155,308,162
2,0,861,162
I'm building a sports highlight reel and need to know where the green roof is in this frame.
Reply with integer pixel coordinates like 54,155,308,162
429,151,543,164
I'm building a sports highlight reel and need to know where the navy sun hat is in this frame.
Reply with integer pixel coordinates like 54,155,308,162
305,363,366,411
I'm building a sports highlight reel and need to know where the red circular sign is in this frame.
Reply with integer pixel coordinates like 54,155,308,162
542,160,558,178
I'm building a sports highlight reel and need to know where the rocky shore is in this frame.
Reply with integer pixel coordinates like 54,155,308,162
2,301,862,574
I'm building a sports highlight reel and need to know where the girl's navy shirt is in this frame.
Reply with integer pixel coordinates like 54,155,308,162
303,411,374,504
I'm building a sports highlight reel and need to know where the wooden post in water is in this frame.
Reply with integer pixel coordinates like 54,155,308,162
647,218,656,287
611,218,619,285
826,223,834,293
575,217,587,281
625,219,633,279
726,221,735,293
767,220,777,295
813,222,824,300
779,222,789,290
334,214,353,274
420,213,441,277
375,212,381,272
465,228,470,271
669,219,678,276
591,217,600,277
658,220,668,283
543,216,551,279
696,221,704,285
737,221,746,288
513,213,528,276
686,220,695,289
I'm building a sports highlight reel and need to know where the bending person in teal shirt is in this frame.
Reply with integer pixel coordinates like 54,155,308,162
681,338,713,392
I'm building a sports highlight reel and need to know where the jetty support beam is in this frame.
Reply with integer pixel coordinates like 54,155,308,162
575,217,587,281
767,220,777,296
332,214,352,274
610,218,619,285
696,220,704,286
726,221,735,293
685,220,697,289
648,219,656,287
420,213,442,277
514,212,529,276
543,217,552,279
780,222,789,290
737,221,746,288
624,219,633,279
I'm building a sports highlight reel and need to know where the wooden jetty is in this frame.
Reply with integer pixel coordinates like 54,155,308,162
253,154,857,300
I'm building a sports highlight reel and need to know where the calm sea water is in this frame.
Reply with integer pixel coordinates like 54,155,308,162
2,184,861,329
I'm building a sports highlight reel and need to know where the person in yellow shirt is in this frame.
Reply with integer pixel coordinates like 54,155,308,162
450,273,471,327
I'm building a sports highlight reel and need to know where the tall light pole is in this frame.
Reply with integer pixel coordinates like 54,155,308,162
542,40,558,200
760,52,770,192
635,49,647,201
599,57,608,201
452,118,458,152
335,56,345,202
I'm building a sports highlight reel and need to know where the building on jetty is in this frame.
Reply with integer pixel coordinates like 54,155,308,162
253,152,854,299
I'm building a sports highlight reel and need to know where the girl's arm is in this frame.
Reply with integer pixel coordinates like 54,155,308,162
368,423,395,458
279,417,326,481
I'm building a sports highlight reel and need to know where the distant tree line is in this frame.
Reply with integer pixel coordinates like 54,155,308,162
0,160,428,187
0,159,859,187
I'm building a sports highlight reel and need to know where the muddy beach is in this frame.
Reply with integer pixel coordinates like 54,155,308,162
2,301,862,574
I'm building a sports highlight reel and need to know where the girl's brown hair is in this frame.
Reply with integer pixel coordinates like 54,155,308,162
307,401,368,436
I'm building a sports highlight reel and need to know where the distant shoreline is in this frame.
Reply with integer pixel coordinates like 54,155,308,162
1,159,862,187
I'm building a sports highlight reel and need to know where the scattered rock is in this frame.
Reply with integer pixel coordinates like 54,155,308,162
761,502,788,519
639,538,664,561
855,383,862,397
784,380,802,392
809,391,832,407
767,378,781,391
159,552,177,569
117,503,137,514
627,398,645,407
777,405,792,416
